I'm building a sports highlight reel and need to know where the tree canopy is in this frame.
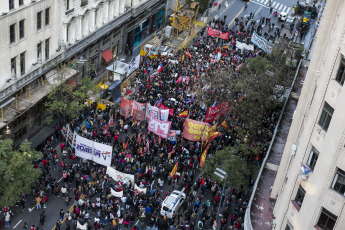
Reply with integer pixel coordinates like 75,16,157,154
0,139,42,207
45,76,98,124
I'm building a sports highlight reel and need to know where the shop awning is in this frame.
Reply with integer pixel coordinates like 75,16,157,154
102,49,113,63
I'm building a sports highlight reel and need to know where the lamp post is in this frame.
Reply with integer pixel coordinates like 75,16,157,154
214,167,228,229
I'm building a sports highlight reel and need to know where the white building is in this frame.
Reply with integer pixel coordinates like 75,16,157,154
0,0,168,145
270,0,345,229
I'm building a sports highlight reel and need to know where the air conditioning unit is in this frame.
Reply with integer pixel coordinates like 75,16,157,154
291,144,297,155
299,166,309,180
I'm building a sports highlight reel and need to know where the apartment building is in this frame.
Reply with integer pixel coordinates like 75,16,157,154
269,0,345,229
0,0,167,145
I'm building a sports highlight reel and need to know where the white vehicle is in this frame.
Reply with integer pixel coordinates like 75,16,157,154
279,12,287,21
160,190,186,219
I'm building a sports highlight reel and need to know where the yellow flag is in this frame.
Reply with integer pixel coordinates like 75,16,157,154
140,49,147,56
182,55,185,61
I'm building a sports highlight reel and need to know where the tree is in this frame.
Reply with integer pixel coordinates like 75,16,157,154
0,139,42,207
45,76,98,124
201,146,251,190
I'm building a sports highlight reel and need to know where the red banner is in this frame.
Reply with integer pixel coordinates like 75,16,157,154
183,118,209,141
207,27,229,40
158,103,174,116
131,101,147,121
120,98,133,119
205,101,230,123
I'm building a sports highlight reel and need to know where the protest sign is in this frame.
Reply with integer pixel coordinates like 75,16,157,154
160,109,169,121
75,135,93,160
146,104,160,121
127,54,140,77
236,41,254,51
106,167,135,183
148,116,171,139
168,130,177,142
158,103,174,116
134,184,147,194
120,98,133,118
131,101,147,121
205,101,230,123
183,118,209,141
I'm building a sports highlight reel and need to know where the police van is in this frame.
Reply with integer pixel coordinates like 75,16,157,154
160,190,186,219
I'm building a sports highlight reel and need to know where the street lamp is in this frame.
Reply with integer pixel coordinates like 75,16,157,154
214,167,228,229
4,125,11,136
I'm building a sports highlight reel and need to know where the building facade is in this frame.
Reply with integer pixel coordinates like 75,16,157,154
270,0,345,229
0,0,167,145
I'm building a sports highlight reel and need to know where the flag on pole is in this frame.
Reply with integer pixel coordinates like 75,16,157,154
221,120,229,129
123,141,128,150
178,110,188,117
185,51,192,59
200,144,210,167
157,63,163,73
170,161,179,179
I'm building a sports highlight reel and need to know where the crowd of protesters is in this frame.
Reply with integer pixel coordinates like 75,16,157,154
0,14,287,230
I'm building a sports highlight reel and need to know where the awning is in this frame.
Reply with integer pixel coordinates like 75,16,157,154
29,127,55,150
102,49,113,63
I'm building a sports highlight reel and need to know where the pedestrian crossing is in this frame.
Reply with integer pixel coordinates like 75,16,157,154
251,0,292,15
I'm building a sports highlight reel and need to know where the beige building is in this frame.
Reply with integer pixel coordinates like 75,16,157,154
270,0,345,229
0,0,168,145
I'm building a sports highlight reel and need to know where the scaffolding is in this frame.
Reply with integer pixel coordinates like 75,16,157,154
171,0,199,39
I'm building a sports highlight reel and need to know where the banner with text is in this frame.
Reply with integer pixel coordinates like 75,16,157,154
160,109,170,121
205,101,230,123
183,118,209,141
207,27,229,40
106,167,135,184
75,135,93,160
93,141,112,167
251,31,273,53
146,104,160,121
148,117,171,139
158,104,174,116
131,101,147,121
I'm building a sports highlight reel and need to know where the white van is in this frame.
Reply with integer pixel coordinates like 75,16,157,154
160,190,186,219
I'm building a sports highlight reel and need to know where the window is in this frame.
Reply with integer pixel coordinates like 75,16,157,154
11,57,16,75
316,208,337,230
66,0,72,10
81,0,88,7
9,0,14,10
307,147,319,171
318,102,334,131
37,11,42,30
37,42,42,59
336,57,345,85
331,168,345,195
294,186,306,208
10,24,15,43
285,221,293,230
45,8,50,26
66,24,70,42
19,0,24,6
20,52,25,75
19,20,25,39
45,38,50,60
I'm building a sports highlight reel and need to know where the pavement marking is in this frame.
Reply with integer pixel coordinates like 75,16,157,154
135,220,140,225
28,206,35,212
282,5,287,12
286,7,291,14
13,220,22,229
264,0,269,4
260,0,264,3
227,5,246,27
272,1,276,7
278,4,283,11
275,3,280,9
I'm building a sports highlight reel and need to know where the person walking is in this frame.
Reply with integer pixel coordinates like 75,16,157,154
36,196,42,210
4,212,10,227
39,211,46,225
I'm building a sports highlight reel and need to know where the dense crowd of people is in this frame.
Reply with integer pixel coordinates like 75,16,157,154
1,13,287,230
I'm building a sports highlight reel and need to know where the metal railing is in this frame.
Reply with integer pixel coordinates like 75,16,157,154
244,59,303,230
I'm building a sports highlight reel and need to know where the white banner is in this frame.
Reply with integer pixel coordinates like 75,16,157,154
148,117,171,139
111,189,124,198
217,52,222,60
127,54,140,77
134,184,147,194
93,141,112,167
236,41,254,51
75,135,93,160
146,104,160,121
160,109,169,121
77,221,87,230
106,167,135,184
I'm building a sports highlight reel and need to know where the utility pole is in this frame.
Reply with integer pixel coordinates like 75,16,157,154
214,167,228,229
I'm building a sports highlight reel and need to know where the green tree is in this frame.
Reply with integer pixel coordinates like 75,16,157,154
201,146,251,190
45,76,98,124
0,139,42,207
196,0,209,13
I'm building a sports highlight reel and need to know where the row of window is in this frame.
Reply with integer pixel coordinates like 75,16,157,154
9,8,50,44
286,207,337,230
9,0,24,10
10,38,50,76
